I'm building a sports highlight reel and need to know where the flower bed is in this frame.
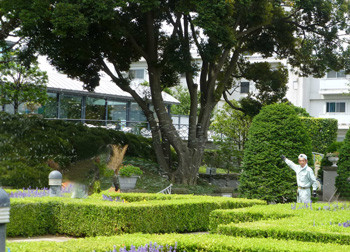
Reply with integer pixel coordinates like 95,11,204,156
7,194,265,237
7,233,350,252
211,203,350,244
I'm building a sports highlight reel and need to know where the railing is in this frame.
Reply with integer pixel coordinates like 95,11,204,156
44,118,191,140
157,184,173,194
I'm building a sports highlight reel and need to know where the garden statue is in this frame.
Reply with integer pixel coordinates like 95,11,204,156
281,154,318,203
107,144,128,192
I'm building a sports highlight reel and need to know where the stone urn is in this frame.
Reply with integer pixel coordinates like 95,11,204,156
328,156,339,167
118,176,139,190
117,165,143,190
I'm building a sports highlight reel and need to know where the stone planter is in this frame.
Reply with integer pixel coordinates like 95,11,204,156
328,156,339,167
118,175,139,190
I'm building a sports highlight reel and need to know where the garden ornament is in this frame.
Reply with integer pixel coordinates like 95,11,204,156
281,154,318,203
49,170,63,197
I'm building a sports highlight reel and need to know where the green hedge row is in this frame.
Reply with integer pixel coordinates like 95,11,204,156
7,195,265,237
301,117,338,154
0,112,155,188
209,207,292,232
7,233,350,252
211,203,350,245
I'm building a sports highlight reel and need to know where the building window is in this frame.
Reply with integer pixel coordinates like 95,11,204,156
326,70,346,79
326,102,345,113
59,94,82,119
129,69,144,79
240,82,250,94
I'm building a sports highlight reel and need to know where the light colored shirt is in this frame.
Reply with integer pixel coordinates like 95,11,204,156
285,158,318,191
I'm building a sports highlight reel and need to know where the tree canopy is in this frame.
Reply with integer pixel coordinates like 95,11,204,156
13,0,350,184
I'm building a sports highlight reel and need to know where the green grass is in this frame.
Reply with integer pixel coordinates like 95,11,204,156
198,166,228,174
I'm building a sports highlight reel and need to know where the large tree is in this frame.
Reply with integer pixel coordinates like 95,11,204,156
16,0,349,184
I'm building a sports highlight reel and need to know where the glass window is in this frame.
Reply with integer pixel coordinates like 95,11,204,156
42,92,58,118
59,94,82,119
130,102,146,122
240,82,250,94
327,70,346,78
85,97,106,121
107,101,127,122
129,69,144,79
326,102,345,113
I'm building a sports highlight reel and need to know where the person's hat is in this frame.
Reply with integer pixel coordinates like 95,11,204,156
298,154,307,160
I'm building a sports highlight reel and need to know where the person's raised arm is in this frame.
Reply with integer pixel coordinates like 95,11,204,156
281,155,298,172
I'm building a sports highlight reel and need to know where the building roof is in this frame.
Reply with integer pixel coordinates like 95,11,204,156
38,56,179,105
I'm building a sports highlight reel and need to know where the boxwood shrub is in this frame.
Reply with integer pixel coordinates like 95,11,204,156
7,195,265,237
7,233,350,252
213,203,350,245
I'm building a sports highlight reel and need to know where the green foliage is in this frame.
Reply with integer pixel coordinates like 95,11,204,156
239,103,313,203
7,195,265,237
237,62,289,116
0,113,155,188
214,203,350,245
0,50,48,113
335,129,350,198
211,101,252,171
8,233,350,252
118,165,143,177
301,117,338,154
169,86,200,116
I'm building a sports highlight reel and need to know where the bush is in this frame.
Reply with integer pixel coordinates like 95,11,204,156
239,103,313,203
0,113,155,188
118,165,143,177
213,203,350,245
7,233,350,252
335,129,350,199
301,117,338,154
7,195,265,237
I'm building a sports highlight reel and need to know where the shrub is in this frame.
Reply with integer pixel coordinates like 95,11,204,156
7,233,350,252
119,165,143,177
7,195,265,237
239,103,313,203
0,113,155,188
301,117,338,154
335,129,350,199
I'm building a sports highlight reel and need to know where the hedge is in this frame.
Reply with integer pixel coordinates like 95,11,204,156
7,195,265,237
212,203,350,245
335,129,350,198
301,117,338,154
7,233,350,252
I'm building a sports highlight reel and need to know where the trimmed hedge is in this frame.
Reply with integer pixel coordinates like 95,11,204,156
7,194,265,237
301,117,338,154
212,203,350,245
7,233,350,252
239,103,313,203
335,129,350,198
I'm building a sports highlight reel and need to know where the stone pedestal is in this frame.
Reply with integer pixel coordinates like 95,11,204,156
323,166,338,202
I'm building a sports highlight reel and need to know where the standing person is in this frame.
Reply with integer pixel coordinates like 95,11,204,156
280,154,318,203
